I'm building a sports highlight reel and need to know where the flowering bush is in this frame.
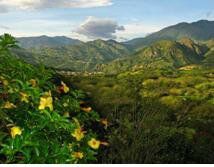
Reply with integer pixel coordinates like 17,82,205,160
0,34,107,163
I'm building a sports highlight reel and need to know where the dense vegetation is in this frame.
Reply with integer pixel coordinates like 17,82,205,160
67,67,214,163
0,34,107,163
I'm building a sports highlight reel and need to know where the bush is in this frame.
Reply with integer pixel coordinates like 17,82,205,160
0,34,107,164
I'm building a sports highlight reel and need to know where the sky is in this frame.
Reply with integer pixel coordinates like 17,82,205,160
0,0,213,41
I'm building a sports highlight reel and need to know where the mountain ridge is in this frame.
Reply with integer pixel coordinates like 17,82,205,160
13,20,214,72
101,38,209,74
15,39,132,71
124,20,214,50
17,35,82,49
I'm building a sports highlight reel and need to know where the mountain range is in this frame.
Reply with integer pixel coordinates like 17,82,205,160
15,39,132,71
101,38,209,73
124,20,214,50
17,35,82,49
14,20,214,72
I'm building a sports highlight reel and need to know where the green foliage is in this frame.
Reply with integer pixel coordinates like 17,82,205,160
0,34,19,54
0,34,106,164
67,67,214,163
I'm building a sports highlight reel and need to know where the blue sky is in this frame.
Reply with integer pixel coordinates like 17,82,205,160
0,0,213,41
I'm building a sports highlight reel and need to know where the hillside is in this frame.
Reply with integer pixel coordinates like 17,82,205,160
101,38,208,74
15,39,132,71
17,35,82,49
125,20,214,50
202,39,214,67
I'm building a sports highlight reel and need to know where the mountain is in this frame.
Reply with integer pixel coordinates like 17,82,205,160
15,39,132,71
17,35,82,49
14,20,214,72
125,20,214,50
101,38,208,74
203,39,214,67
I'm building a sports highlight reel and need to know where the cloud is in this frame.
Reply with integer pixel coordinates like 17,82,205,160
0,0,112,11
74,16,125,40
0,25,10,30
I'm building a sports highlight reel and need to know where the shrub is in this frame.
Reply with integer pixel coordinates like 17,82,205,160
0,34,106,164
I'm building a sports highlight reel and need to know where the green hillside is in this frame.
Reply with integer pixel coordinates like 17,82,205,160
202,39,214,67
15,39,132,71
101,38,208,74
125,20,214,50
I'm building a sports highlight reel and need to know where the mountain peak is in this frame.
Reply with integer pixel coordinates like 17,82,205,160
193,19,210,23
125,20,214,50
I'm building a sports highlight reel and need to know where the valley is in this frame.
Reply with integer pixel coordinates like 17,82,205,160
1,19,214,164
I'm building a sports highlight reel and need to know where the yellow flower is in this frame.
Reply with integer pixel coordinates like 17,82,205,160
20,92,29,103
88,138,101,150
72,152,84,159
3,101,16,109
38,91,53,111
29,79,37,87
81,107,92,113
61,81,70,93
71,128,85,141
100,118,108,129
10,126,22,138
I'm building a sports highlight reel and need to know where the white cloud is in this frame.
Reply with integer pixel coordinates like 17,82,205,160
74,16,125,40
0,0,112,11
71,19,164,41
